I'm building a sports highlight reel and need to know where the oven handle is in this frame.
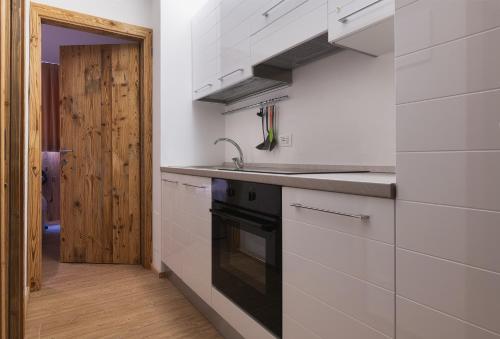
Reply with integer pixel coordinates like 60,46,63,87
210,208,277,232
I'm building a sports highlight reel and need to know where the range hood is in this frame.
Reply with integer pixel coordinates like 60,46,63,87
199,33,341,105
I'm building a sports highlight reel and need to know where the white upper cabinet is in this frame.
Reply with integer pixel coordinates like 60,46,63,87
218,0,264,89
192,0,221,100
328,0,394,56
250,0,328,65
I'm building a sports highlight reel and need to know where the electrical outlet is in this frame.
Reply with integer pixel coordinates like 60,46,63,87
279,134,292,147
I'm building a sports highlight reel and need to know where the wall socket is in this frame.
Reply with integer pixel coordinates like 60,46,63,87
279,134,292,147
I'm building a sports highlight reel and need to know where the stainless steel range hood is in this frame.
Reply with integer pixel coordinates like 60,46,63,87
199,33,341,105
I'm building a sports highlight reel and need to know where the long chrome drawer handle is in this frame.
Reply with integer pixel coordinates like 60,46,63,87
182,183,207,189
337,0,384,23
161,179,178,184
194,83,213,93
262,0,286,17
290,203,370,220
218,68,244,81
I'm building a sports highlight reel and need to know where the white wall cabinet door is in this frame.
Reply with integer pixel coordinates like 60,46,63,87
282,187,395,339
192,0,221,100
250,0,328,65
218,0,266,89
328,0,394,56
161,173,212,305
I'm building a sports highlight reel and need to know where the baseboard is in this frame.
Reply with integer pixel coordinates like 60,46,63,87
150,264,166,279
166,269,244,339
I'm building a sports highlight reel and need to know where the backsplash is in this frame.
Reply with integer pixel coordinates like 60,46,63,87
224,49,395,167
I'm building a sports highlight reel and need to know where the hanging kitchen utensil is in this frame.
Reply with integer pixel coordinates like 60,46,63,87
262,106,271,150
269,104,277,151
256,107,267,150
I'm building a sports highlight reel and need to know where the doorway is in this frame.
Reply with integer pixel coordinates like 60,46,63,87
40,24,142,280
28,4,153,291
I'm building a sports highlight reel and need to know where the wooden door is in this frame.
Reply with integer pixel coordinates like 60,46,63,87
59,44,141,264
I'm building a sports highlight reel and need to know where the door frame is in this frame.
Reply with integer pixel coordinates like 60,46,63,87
28,3,153,291
1,0,25,337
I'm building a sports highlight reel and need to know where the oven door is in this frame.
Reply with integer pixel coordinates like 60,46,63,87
211,203,282,338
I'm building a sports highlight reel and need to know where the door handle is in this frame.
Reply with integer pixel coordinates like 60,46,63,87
194,83,213,93
262,0,286,17
218,68,244,81
181,183,207,189
290,203,370,220
161,179,178,184
60,149,73,154
337,0,384,23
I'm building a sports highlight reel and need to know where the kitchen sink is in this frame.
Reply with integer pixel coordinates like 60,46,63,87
214,167,369,175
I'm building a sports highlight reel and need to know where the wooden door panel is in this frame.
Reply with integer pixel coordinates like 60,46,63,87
111,45,141,264
59,44,140,264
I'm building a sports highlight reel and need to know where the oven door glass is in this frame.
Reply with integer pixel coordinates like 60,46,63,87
212,205,282,337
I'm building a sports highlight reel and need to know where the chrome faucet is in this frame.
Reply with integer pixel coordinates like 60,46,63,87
214,138,244,169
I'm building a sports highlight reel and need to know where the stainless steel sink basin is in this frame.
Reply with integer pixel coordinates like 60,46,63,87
214,167,368,175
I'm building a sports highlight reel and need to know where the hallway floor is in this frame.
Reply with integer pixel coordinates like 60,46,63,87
26,227,222,338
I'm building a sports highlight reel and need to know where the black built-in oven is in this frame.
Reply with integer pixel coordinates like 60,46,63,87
211,178,282,338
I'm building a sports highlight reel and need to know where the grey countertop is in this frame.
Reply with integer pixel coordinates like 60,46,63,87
160,165,396,199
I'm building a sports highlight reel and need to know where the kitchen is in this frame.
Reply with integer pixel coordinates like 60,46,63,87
160,1,500,339
162,2,396,338
1,0,499,338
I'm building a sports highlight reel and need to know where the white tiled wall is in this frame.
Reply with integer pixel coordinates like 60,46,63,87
395,1,500,338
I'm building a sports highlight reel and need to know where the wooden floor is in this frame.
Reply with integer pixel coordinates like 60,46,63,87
26,226,222,338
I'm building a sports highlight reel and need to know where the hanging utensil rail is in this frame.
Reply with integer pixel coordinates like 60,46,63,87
221,95,289,115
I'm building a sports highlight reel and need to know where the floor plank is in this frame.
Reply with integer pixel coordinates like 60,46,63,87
26,227,222,338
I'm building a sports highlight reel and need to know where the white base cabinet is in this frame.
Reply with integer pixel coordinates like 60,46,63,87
282,187,395,339
161,173,212,305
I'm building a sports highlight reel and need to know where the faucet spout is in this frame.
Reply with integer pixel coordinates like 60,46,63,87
214,138,244,169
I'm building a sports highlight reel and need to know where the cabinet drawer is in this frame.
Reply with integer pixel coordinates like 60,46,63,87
250,0,327,65
251,0,310,36
283,187,394,244
284,251,394,336
220,38,251,78
328,0,394,42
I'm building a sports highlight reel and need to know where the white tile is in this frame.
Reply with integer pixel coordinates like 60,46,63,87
396,0,500,56
283,187,395,244
284,283,390,339
284,251,394,337
397,296,500,339
396,28,500,104
397,249,500,334
397,151,500,211
397,89,500,152
284,219,394,290
397,201,500,273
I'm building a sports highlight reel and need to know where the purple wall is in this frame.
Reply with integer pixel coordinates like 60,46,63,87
42,24,134,64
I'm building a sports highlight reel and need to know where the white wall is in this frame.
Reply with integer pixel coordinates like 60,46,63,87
31,0,153,27
395,1,500,338
224,50,396,166
155,0,225,270
161,0,225,167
